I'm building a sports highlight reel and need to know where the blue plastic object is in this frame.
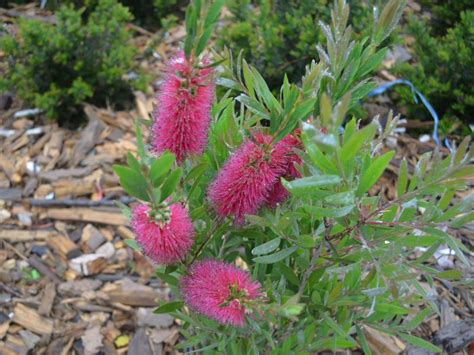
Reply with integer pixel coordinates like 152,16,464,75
367,79,442,146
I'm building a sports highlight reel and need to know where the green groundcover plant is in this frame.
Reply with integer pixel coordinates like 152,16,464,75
0,0,145,124
114,0,473,352
394,7,473,133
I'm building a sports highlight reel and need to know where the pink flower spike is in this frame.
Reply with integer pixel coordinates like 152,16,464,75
131,203,195,265
266,133,303,206
208,133,287,223
152,51,215,163
181,260,262,327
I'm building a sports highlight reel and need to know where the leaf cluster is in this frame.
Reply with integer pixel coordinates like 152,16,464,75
0,0,146,125
114,0,473,353
393,9,474,130
217,0,395,90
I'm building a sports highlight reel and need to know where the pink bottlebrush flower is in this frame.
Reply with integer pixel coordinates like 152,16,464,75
152,51,215,163
181,260,262,327
131,203,195,265
266,132,303,206
208,133,287,223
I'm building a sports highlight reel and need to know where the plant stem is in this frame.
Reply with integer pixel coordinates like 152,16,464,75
188,220,222,266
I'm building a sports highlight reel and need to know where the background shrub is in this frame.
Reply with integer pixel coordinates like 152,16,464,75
120,0,187,30
417,0,473,36
218,0,382,90
394,10,473,132
0,0,145,125
53,0,188,29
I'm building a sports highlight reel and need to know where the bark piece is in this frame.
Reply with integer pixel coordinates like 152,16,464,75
128,328,153,355
433,319,474,353
82,325,104,355
39,167,93,182
362,325,405,355
58,279,103,297
0,188,22,201
12,303,54,335
136,308,174,328
52,179,95,198
48,233,81,259
81,224,106,252
69,254,107,276
107,290,160,307
22,178,38,197
117,226,135,240
19,330,41,350
0,229,59,243
38,283,56,316
70,107,107,167
41,208,127,225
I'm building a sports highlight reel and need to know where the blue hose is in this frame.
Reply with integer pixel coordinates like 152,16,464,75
367,79,442,147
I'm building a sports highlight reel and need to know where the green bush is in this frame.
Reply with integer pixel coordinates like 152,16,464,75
0,0,145,125
418,0,473,36
40,0,187,30
122,0,187,29
394,10,474,131
218,0,383,90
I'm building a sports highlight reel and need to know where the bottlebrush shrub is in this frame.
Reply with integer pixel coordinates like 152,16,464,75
115,0,473,352
0,0,145,125
218,0,387,90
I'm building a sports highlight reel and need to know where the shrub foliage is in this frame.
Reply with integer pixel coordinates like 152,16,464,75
394,8,473,130
0,0,143,124
218,0,382,90
114,0,473,352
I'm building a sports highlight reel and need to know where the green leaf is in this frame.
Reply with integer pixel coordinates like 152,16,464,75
160,167,183,202
126,152,141,172
253,246,298,264
278,262,299,286
356,325,372,355
320,94,332,127
124,239,140,251
156,272,179,286
375,303,409,315
424,227,470,265
236,94,269,120
150,152,175,187
358,47,387,77
154,301,184,314
251,237,281,256
400,307,432,331
436,269,463,280
356,151,395,196
305,205,354,218
398,333,442,353
113,165,149,201
184,162,208,183
341,123,377,166
321,312,357,345
397,235,441,248
284,175,342,195
397,159,408,198
195,26,213,57
324,190,355,205
116,201,132,220
204,0,225,28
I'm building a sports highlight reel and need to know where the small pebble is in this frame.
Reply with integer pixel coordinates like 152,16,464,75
31,245,48,257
